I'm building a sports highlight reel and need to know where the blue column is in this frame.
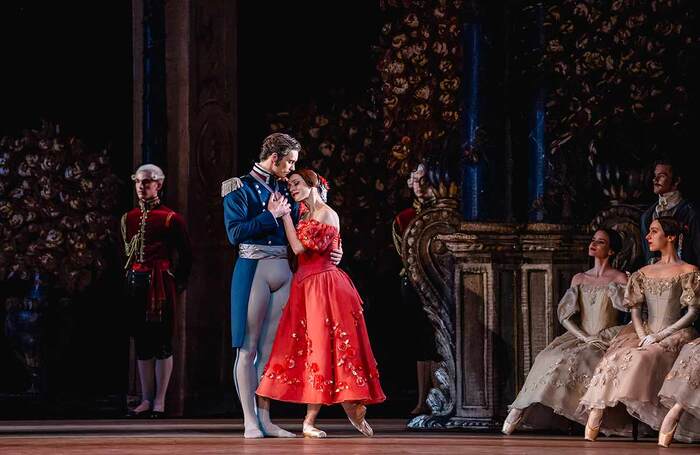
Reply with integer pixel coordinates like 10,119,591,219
528,3,546,222
461,22,484,221
142,0,167,166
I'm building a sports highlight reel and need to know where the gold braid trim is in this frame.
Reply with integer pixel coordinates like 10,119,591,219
122,207,150,270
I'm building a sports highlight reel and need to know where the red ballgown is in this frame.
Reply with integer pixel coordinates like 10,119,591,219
256,219,386,405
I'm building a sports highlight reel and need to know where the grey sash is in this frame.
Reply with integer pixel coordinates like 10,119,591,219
239,244,287,259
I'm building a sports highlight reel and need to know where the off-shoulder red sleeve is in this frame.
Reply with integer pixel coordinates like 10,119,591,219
297,220,338,252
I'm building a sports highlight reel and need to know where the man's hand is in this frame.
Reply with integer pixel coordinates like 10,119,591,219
330,238,343,265
268,193,291,218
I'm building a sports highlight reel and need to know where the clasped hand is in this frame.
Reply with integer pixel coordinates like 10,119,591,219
583,336,609,351
267,192,291,218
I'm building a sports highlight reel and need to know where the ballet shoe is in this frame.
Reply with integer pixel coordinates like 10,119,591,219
345,403,373,437
585,409,603,441
501,412,524,435
302,424,327,438
658,422,678,448
260,422,296,438
243,427,265,439
584,423,600,441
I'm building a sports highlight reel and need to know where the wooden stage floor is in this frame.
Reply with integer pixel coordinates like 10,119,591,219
0,419,697,454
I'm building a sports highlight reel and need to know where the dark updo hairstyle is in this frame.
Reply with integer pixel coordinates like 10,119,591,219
656,216,684,246
598,228,623,256
290,168,331,202
291,169,319,189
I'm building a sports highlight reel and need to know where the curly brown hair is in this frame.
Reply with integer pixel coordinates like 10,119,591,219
259,133,301,164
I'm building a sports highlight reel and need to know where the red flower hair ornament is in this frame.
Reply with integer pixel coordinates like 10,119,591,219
316,173,330,203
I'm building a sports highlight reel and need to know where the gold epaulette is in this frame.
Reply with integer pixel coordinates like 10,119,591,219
221,177,243,197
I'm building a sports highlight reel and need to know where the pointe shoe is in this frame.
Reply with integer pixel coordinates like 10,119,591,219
658,422,678,448
346,403,374,437
584,423,600,441
585,409,603,441
501,412,524,435
302,424,327,438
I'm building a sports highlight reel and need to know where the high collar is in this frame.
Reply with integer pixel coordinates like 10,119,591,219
139,196,161,211
656,191,683,215
252,163,275,185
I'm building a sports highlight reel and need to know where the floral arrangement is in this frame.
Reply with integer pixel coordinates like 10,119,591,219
267,1,464,281
378,0,463,179
545,0,696,162
0,122,120,292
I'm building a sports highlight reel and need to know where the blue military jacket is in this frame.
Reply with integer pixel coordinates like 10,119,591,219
223,173,297,247
223,171,298,347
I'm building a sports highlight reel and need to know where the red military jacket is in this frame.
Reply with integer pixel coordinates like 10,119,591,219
392,207,417,257
121,199,192,321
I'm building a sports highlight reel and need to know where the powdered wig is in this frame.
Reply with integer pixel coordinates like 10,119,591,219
132,164,165,182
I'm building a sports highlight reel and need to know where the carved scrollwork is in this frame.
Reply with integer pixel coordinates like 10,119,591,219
404,203,592,430
403,198,461,428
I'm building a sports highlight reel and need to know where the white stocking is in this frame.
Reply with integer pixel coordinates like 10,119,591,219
134,359,155,412
153,356,173,412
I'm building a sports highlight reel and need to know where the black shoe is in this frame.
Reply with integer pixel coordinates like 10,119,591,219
127,409,151,418
150,410,166,419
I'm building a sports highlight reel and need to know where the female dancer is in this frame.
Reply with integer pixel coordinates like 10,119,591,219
502,229,628,434
579,217,699,440
256,170,385,438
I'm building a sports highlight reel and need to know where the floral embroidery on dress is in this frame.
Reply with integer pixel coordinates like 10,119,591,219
297,219,338,252
261,314,380,396
665,339,700,389
665,357,700,389
520,340,592,393
680,271,700,308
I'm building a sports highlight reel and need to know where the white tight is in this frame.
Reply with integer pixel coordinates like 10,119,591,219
234,259,291,432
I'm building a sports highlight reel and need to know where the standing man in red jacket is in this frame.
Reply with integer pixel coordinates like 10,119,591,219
122,164,192,418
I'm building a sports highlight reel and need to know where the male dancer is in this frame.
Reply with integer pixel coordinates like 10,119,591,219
222,133,341,438
122,164,192,418
641,159,700,265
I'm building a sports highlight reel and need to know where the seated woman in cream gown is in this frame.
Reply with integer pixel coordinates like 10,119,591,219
579,217,699,441
502,228,628,434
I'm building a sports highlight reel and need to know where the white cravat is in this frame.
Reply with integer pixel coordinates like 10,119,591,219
655,191,682,217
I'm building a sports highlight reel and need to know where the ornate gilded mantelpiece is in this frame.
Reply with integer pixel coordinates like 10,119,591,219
403,199,592,429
